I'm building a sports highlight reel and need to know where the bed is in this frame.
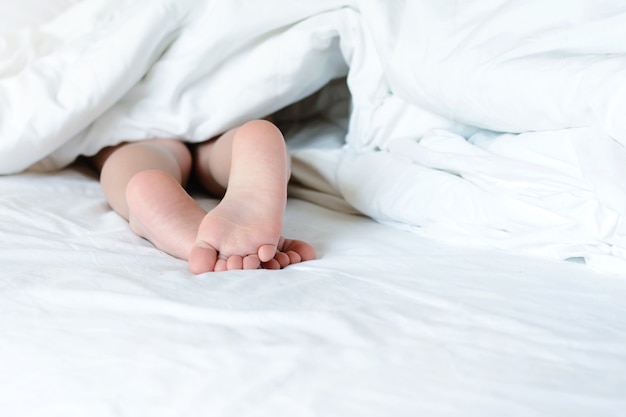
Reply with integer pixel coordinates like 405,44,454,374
2,1,626,416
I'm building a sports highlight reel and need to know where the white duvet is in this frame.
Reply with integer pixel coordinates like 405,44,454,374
2,0,626,273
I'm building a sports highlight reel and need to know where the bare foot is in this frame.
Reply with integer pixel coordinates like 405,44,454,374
125,169,316,274
125,169,205,260
188,187,316,273
188,119,317,273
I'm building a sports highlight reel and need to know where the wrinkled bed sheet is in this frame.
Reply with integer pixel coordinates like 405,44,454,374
1,165,626,417
3,0,626,272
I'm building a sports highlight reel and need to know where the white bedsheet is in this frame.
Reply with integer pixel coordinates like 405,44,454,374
1,165,626,417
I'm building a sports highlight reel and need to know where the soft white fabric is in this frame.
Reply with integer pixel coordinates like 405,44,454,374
2,0,626,272
0,0,353,172
1,166,626,417
0,0,81,33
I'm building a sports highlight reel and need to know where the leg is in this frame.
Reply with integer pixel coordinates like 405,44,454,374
91,139,205,260
190,119,316,273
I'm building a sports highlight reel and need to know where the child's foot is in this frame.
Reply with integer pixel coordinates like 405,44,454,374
188,187,316,273
125,169,206,261
188,119,316,273
125,169,316,273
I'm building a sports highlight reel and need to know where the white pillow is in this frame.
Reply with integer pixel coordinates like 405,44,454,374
0,0,81,33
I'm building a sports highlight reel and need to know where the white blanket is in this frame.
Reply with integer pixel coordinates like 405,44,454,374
3,0,626,272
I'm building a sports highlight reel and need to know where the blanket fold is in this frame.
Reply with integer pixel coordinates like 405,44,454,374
3,0,626,272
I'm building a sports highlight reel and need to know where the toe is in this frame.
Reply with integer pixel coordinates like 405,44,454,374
274,251,291,268
214,258,228,272
281,238,316,262
243,255,261,270
189,245,218,274
227,255,244,270
286,250,302,264
261,259,281,270
258,244,277,263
